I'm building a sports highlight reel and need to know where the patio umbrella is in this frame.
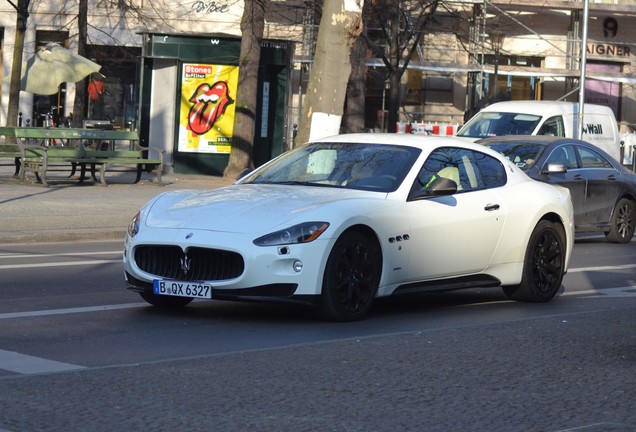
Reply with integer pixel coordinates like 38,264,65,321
20,43,101,95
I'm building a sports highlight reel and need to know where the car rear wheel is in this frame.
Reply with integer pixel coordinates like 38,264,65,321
503,220,565,302
140,292,193,309
605,198,635,244
318,231,381,321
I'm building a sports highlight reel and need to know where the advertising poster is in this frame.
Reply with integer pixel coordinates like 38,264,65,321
178,63,239,153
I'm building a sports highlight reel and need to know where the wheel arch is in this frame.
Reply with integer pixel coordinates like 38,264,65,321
535,211,572,275
339,223,384,276
539,211,566,228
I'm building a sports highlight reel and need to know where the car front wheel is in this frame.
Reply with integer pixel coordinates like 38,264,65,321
605,198,635,244
140,292,193,309
504,220,565,302
318,231,381,321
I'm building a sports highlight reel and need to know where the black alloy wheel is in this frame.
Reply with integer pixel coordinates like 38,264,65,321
504,220,565,302
605,198,635,244
319,231,381,321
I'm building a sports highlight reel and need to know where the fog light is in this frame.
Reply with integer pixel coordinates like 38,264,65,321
293,260,303,273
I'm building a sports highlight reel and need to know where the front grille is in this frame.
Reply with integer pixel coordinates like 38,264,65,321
134,245,244,281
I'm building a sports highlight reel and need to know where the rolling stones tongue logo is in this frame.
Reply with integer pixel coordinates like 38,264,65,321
187,82,234,136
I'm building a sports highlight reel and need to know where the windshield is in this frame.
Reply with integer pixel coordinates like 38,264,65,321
240,142,421,192
482,142,545,170
457,112,542,138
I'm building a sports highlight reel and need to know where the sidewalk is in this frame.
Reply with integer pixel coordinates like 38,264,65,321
0,164,233,244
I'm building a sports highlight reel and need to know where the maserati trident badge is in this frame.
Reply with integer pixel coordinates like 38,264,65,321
180,254,191,275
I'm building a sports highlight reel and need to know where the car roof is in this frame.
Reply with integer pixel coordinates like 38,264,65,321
312,133,501,154
477,134,627,168
477,135,579,146
480,100,614,116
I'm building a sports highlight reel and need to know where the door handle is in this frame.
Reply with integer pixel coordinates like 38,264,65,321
485,203,500,211
573,174,584,181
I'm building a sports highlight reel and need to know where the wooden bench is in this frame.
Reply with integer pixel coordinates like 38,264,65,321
19,144,164,187
0,127,164,187
0,144,21,176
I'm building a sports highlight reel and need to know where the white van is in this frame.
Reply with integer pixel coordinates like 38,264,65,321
456,101,622,162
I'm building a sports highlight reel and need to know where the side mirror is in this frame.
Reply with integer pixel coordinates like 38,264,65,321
410,176,458,200
543,163,567,174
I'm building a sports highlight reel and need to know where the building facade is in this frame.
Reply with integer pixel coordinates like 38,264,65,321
385,0,636,136
2,0,636,171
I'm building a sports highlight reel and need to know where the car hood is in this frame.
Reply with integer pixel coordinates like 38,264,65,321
144,184,375,233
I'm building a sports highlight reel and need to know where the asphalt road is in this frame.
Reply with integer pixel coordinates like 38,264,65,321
0,238,634,431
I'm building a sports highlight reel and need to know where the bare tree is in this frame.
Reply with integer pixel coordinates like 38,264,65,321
5,0,30,134
296,0,364,145
363,0,438,133
71,0,88,128
342,2,369,134
223,0,267,180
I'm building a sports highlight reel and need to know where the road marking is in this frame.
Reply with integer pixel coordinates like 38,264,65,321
0,250,121,259
568,263,636,273
0,303,146,320
0,259,121,270
562,286,636,298
0,349,85,374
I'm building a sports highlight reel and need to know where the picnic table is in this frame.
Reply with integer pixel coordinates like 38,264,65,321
0,127,164,186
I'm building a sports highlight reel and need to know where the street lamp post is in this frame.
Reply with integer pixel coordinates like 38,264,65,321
489,32,505,101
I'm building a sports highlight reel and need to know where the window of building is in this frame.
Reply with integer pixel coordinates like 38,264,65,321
31,31,69,127
85,45,141,129
483,55,544,101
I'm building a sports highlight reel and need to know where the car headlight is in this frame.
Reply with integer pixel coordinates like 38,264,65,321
253,222,329,246
127,211,141,238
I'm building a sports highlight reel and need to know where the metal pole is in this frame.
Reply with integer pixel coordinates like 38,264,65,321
577,0,589,140
493,48,499,101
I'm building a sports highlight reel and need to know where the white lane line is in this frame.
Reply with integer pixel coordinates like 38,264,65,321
0,251,121,259
0,259,121,270
0,303,146,320
568,263,636,273
0,349,86,374
562,286,636,298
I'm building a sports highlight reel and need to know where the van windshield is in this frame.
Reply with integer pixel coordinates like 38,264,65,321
457,112,542,138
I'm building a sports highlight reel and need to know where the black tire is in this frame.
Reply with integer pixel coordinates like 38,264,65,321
139,292,193,309
503,220,566,302
318,231,381,321
605,198,635,244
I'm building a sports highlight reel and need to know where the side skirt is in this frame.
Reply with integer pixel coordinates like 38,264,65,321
392,274,502,296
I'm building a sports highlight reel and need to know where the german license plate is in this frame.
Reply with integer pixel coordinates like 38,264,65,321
153,280,212,299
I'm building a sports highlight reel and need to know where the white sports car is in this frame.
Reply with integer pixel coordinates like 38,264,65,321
124,133,574,321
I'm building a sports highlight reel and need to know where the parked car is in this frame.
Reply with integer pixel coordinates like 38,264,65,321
478,135,636,243
124,134,574,321
457,101,622,162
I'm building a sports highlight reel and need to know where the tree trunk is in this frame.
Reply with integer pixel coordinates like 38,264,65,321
386,67,401,133
296,0,364,146
386,2,400,133
6,0,30,140
72,0,88,128
342,23,368,134
223,0,266,181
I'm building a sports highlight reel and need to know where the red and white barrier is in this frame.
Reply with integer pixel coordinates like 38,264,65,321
409,123,460,136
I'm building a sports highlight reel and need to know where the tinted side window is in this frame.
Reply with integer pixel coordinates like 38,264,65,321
413,147,506,194
538,116,565,137
578,146,612,168
471,151,507,188
546,144,578,169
